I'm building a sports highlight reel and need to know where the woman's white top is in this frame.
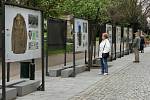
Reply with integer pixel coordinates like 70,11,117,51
99,39,111,58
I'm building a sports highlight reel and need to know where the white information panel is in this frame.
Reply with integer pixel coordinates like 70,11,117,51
74,18,88,52
106,24,112,45
116,26,121,53
5,5,42,62
129,28,133,43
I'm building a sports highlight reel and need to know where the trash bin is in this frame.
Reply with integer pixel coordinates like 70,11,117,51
20,62,30,78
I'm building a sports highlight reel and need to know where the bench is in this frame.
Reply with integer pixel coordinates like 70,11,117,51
61,65,86,78
12,80,40,96
0,79,26,89
48,65,72,77
61,68,73,78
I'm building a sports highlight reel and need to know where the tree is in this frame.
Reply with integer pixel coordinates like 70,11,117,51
107,0,149,32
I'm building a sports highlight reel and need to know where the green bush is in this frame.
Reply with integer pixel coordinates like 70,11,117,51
146,35,150,41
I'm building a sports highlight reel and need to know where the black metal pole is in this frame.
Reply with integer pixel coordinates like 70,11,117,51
122,28,124,57
114,27,117,60
94,44,96,59
46,20,49,76
128,28,130,55
72,33,76,77
30,59,35,80
119,31,122,58
46,39,49,76
64,21,67,66
7,63,10,82
41,11,45,91
85,50,87,64
2,1,6,99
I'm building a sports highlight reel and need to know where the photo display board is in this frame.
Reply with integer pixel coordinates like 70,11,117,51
106,24,112,45
123,27,129,51
5,4,42,62
74,18,88,52
47,19,66,49
129,28,133,43
116,26,121,53
106,24,113,55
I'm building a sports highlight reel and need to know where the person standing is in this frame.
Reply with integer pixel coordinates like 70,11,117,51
98,33,111,75
132,32,141,63
140,35,145,53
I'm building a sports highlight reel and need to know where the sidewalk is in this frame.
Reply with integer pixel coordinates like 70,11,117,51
16,47,150,100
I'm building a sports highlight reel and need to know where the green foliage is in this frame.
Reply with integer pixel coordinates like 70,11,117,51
5,0,149,30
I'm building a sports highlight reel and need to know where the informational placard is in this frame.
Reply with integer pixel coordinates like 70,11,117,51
74,18,88,52
5,4,42,62
123,27,128,51
106,24,113,57
116,26,121,53
129,28,133,43
106,24,112,45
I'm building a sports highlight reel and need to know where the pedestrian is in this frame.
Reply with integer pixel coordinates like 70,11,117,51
132,32,141,63
140,34,145,53
98,33,111,75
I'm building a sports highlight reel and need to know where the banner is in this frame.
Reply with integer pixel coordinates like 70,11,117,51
5,4,42,62
116,26,121,53
74,18,88,52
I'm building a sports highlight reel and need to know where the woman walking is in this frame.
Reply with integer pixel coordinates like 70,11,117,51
98,33,111,75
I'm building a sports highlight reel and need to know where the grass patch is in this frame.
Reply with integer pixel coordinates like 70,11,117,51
47,43,73,55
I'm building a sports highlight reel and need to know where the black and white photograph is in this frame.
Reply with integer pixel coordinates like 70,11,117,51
28,14,38,28
83,22,87,33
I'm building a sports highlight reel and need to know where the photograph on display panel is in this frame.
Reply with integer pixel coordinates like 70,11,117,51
5,4,42,62
74,18,88,52
11,13,27,54
106,24,112,45
28,14,38,28
116,26,121,53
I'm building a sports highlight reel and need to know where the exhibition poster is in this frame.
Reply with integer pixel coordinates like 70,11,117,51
116,26,121,53
5,4,42,62
74,18,88,52
123,27,129,51
129,28,133,43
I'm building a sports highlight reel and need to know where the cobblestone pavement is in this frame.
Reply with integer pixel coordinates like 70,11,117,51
70,48,150,100
16,47,150,100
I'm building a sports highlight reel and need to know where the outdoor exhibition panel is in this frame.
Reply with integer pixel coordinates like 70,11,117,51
123,27,129,53
5,4,42,62
116,26,121,56
129,28,133,52
47,18,67,49
129,28,133,44
74,18,88,52
106,24,114,59
1,3,45,100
